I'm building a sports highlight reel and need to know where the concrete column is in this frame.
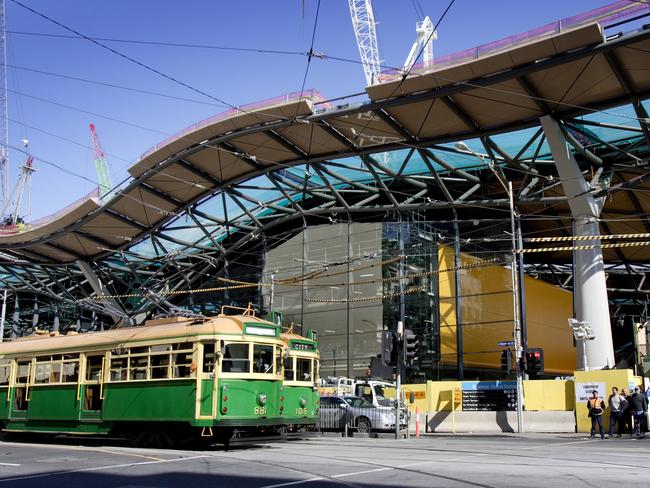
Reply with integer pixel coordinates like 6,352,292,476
573,217,614,369
540,116,614,370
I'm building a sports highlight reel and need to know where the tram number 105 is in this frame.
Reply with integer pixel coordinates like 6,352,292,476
254,406,267,415
295,408,308,415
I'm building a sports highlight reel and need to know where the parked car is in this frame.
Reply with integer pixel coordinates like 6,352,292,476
319,395,406,433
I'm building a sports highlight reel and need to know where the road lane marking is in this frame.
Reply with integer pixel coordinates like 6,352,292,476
0,463,20,466
332,467,394,478
0,455,210,483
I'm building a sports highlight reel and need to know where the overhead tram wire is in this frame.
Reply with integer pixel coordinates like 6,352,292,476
320,53,650,126
8,116,133,165
2,17,644,236
295,0,322,117
9,1,650,141
5,44,645,177
3,63,227,108
344,0,457,148
0,142,184,219
5,30,309,57
9,0,308,127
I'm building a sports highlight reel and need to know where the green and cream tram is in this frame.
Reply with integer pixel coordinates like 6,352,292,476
281,331,319,431
0,305,318,446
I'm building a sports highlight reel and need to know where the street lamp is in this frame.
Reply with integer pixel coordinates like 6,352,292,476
568,318,595,371
455,141,525,434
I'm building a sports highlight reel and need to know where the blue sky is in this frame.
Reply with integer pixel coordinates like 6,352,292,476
3,0,633,218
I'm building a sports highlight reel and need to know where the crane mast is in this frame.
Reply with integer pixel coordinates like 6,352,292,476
1,153,34,226
0,0,8,214
348,0,382,86
89,123,113,200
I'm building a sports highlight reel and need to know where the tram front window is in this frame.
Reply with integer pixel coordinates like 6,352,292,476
253,345,274,374
284,357,294,381
222,343,250,373
297,358,312,382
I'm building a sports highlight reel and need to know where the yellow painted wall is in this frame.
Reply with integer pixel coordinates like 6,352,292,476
573,369,642,433
523,380,575,411
438,245,576,374
418,381,463,412
407,380,574,412
401,383,428,413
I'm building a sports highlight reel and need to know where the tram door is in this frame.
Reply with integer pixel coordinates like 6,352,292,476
80,354,104,420
9,360,31,419
198,342,217,418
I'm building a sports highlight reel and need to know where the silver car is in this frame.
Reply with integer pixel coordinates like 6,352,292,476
319,395,404,433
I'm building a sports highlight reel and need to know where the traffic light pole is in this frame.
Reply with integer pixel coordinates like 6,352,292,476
396,320,403,440
508,181,525,434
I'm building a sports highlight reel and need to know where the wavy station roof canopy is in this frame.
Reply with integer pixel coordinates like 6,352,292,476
1,2,650,323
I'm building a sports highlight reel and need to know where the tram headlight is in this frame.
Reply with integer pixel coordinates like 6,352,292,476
258,393,268,406
299,397,307,407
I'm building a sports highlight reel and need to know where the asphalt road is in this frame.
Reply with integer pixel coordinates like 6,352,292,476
0,433,649,487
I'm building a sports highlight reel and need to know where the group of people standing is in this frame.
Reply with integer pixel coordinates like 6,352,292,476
587,386,649,439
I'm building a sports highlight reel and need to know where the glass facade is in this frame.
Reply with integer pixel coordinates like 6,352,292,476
264,222,453,381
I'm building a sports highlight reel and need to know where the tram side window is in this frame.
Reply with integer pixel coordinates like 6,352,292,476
284,357,294,381
16,361,29,384
172,349,193,378
297,358,312,382
151,345,171,379
130,355,149,380
62,354,79,382
35,356,51,384
202,343,216,373
222,343,249,373
86,355,104,381
110,357,128,381
50,355,66,383
253,344,274,374
0,361,10,385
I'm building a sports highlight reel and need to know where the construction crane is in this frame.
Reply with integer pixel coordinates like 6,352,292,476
403,16,436,72
348,1,436,85
89,123,113,200
348,0,382,86
0,0,8,213
1,142,35,227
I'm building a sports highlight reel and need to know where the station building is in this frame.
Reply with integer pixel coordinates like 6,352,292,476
1,1,650,383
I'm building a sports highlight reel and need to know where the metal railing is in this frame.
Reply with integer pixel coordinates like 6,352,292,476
379,0,650,81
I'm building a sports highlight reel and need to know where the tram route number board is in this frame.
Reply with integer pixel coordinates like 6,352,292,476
461,381,518,411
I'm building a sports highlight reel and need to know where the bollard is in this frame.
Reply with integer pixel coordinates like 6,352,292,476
415,406,420,438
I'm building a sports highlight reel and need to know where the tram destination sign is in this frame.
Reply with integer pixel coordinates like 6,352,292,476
461,381,518,411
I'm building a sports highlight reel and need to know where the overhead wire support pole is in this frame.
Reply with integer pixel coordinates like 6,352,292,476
0,0,8,214
396,319,403,440
453,209,463,380
507,181,524,434
0,288,6,342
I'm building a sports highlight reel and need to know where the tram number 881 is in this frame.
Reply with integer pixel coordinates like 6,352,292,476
254,406,267,415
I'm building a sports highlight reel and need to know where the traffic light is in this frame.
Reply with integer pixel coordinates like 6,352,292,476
525,348,544,378
500,349,513,373
381,331,398,366
404,328,420,366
